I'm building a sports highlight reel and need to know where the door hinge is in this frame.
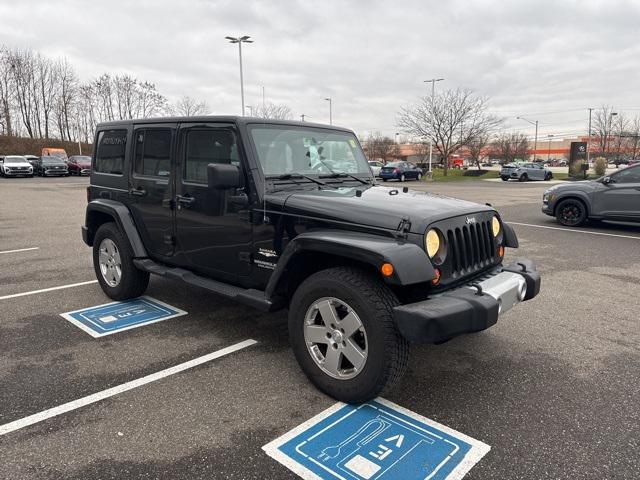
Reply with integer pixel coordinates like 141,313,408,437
163,234,175,245
238,252,251,263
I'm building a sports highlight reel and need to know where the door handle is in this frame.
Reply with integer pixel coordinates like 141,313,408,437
176,195,196,207
130,188,147,197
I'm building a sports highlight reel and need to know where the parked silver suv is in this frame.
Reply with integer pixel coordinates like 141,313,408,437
501,162,553,182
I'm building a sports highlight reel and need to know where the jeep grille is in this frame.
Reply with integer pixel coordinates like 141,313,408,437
430,213,500,286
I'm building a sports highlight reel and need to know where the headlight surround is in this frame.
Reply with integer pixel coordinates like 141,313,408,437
492,216,501,237
425,228,446,264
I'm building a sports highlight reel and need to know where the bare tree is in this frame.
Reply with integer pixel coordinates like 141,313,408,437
592,105,618,157
255,102,292,120
0,46,15,136
466,130,494,170
398,88,502,175
624,115,640,160
364,132,396,162
612,113,629,163
492,132,529,164
173,96,210,116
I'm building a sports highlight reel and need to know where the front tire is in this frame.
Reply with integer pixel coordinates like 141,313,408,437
382,178,388,182
93,222,150,300
288,267,409,403
519,173,529,182
545,172,553,181
501,176,509,181
417,173,422,181
555,199,587,227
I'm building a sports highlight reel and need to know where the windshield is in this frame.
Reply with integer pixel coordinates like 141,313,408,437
248,125,371,177
386,162,402,167
42,156,62,164
5,156,29,164
72,156,91,163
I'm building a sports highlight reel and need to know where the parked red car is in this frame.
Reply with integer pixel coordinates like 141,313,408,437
67,155,92,176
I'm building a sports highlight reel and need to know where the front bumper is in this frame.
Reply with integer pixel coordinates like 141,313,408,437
394,258,540,343
44,169,68,176
3,169,32,176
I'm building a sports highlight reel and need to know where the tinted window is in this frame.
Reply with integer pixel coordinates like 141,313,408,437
95,130,127,174
134,129,172,177
613,165,640,183
184,129,238,184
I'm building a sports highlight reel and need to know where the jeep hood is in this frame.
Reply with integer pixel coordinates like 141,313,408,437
279,185,494,233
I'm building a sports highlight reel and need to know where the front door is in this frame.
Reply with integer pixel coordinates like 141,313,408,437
595,166,640,220
128,125,176,259
174,123,252,280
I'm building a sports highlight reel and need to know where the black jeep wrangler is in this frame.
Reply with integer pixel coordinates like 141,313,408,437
82,117,540,403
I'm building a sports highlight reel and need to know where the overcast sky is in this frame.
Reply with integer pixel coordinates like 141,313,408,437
1,0,639,140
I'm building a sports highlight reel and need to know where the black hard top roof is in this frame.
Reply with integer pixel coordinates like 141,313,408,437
96,116,353,133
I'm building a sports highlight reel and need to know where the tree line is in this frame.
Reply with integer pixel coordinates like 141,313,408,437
0,45,292,144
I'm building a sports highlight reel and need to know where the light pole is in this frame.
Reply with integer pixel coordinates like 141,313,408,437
610,111,618,161
300,114,307,122
547,135,553,162
262,85,266,112
395,132,399,144
324,97,332,125
587,107,593,165
225,35,253,116
423,78,444,173
517,116,538,160
245,105,253,116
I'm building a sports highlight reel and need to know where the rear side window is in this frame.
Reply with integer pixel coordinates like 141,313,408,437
134,129,172,177
183,129,239,184
94,130,127,175
613,165,640,183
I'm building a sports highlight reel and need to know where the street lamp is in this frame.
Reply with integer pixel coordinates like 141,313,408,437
300,114,308,122
423,78,444,173
324,97,332,125
517,116,539,161
547,135,554,162
395,132,400,144
225,35,253,116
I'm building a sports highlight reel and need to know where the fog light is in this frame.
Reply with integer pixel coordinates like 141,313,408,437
431,268,441,285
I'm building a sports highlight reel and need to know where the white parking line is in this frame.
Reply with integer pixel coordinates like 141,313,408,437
0,339,257,436
510,222,640,240
0,247,39,255
0,280,98,301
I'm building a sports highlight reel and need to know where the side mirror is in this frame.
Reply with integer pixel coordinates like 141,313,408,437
602,176,612,185
207,163,242,190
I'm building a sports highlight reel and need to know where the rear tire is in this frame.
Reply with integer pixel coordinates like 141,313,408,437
382,178,388,182
555,199,587,227
93,222,150,300
545,172,553,181
288,267,409,403
501,176,509,181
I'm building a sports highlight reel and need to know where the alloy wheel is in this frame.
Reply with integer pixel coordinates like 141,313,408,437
98,238,122,287
303,297,368,380
561,203,582,226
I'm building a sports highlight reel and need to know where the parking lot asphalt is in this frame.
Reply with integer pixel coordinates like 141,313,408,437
1,176,638,479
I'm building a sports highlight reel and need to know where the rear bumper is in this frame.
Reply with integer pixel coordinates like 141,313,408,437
393,258,540,343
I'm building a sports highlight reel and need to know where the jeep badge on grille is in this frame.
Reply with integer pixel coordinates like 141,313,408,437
465,216,477,225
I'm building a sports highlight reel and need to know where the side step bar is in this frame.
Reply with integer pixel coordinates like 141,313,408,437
133,258,283,312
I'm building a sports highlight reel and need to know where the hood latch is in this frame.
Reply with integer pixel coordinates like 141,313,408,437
395,216,411,238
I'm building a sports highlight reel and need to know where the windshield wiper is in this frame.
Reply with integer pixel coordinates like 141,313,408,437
319,172,370,185
266,173,326,186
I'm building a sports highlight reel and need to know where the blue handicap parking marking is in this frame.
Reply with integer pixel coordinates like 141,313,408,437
263,398,490,480
60,296,187,337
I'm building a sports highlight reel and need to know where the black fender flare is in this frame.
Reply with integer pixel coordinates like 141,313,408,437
84,199,148,257
265,230,436,299
502,222,519,248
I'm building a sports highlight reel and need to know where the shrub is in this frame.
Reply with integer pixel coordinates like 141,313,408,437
594,157,607,177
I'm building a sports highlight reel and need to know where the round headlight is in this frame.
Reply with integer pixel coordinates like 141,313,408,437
492,216,501,237
425,229,440,258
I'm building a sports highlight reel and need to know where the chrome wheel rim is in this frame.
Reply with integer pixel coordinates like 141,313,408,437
98,238,122,287
303,297,368,380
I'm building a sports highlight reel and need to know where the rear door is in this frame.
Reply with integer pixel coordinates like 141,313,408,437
128,124,176,259
174,123,252,280
594,166,640,221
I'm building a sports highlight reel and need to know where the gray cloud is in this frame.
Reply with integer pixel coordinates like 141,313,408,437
1,0,638,138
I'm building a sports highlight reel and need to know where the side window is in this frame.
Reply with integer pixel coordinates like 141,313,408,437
134,129,172,177
613,166,640,184
184,129,238,184
94,129,127,175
